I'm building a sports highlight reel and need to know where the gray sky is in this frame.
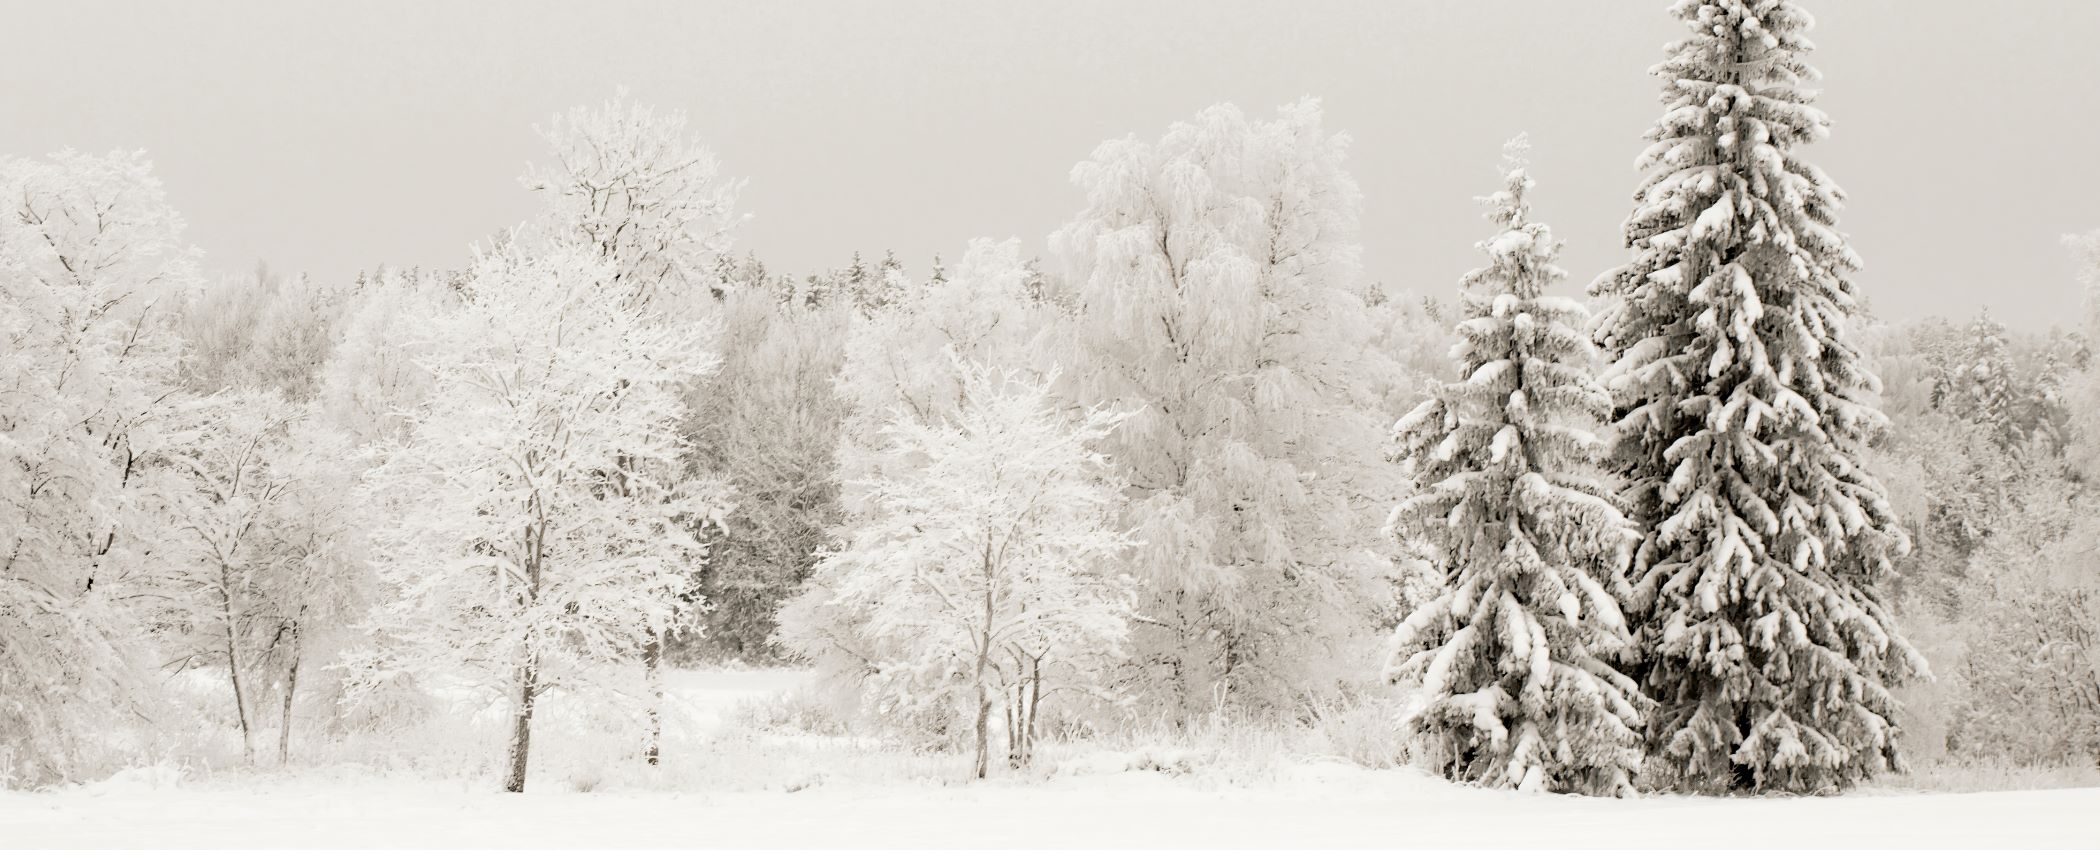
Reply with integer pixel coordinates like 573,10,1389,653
8,0,2097,329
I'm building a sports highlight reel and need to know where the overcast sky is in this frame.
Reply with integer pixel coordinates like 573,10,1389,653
8,0,2097,329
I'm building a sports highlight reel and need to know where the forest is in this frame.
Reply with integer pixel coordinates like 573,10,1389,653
3,1,2097,824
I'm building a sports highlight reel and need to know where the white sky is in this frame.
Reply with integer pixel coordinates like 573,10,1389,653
7,0,2097,329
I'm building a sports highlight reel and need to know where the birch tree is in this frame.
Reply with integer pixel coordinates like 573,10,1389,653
1051,100,1398,720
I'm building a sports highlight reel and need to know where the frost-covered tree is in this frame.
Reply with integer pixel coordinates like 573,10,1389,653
522,89,744,313
165,391,303,763
160,391,370,766
352,243,727,792
682,287,850,662
0,151,200,787
1934,310,2022,448
177,265,347,400
2068,230,2100,335
316,266,457,446
246,416,367,766
807,361,1133,778
1387,140,1643,796
1051,100,1398,719
777,238,1059,729
523,93,744,760
1591,0,1923,793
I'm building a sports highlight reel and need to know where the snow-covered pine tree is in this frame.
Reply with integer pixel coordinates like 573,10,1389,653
1388,138,1643,796
1944,310,2021,448
1591,0,1924,793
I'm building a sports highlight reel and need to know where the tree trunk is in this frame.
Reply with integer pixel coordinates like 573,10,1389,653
277,621,301,767
644,627,663,766
972,560,994,779
217,560,254,764
972,682,993,780
1023,656,1044,767
504,656,539,793
1005,687,1020,769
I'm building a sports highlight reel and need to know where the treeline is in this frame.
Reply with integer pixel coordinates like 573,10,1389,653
4,0,2096,797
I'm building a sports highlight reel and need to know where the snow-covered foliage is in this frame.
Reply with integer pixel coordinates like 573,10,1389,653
803,361,1134,777
1051,100,1399,721
349,242,729,791
176,266,347,400
1591,0,1922,793
682,287,850,662
1387,139,1643,795
521,89,744,312
162,392,370,765
315,267,457,446
777,238,1061,732
1,63,2071,799
833,238,1054,503
0,151,201,786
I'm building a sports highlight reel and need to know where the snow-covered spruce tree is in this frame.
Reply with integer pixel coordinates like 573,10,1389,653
809,359,1133,778
1051,100,1399,721
1937,310,2022,449
1591,0,1923,793
1387,139,1643,796
0,151,201,787
352,242,727,793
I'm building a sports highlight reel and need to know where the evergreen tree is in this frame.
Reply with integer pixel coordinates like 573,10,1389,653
1954,310,2020,448
1592,0,1923,793
1388,138,1643,795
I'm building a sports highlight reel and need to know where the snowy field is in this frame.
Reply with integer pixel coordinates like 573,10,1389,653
3,670,2093,850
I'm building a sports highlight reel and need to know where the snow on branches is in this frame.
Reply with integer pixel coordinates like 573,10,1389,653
1051,100,1399,720
1388,138,1643,796
350,241,728,791
1591,0,1923,794
808,360,1134,778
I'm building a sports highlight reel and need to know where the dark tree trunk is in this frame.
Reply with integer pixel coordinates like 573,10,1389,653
217,560,255,764
277,621,301,767
504,657,539,793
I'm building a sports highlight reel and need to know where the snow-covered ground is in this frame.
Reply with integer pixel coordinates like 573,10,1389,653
3,670,2094,850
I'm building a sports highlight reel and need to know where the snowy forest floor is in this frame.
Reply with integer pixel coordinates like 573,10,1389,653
2,669,2094,849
